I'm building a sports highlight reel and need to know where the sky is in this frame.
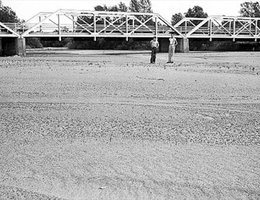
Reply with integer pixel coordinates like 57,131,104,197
3,0,245,22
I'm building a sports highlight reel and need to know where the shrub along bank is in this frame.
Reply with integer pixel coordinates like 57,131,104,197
25,37,260,51
189,39,260,51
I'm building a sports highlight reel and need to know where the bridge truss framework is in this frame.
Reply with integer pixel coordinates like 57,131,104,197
1,9,260,40
19,9,183,40
1,9,260,56
174,16,260,41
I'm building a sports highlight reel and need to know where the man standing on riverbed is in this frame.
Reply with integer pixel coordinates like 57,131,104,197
150,36,159,64
167,34,178,63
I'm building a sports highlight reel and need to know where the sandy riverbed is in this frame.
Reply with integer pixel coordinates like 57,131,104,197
0,50,260,199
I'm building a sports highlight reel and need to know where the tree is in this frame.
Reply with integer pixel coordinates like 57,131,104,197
185,5,208,18
118,2,128,12
109,5,119,12
171,13,183,25
78,2,128,30
129,0,152,13
139,0,152,13
239,1,260,17
94,5,108,11
184,5,208,26
129,0,140,12
0,6,19,23
94,4,125,12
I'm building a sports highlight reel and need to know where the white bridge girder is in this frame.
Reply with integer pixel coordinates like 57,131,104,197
174,16,260,41
19,9,183,40
1,10,260,42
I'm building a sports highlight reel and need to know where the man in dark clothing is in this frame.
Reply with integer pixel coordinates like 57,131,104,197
150,36,159,63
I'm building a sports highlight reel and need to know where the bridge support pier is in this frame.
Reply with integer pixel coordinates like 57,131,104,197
158,38,169,52
0,38,26,56
159,37,189,53
1,38,17,56
16,37,26,56
179,37,189,53
0,38,3,56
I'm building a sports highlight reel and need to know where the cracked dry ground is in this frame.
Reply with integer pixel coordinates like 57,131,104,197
0,51,260,200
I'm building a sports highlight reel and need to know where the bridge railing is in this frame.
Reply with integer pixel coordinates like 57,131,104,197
0,22,20,37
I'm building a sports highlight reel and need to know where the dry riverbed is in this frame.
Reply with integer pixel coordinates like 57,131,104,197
0,50,260,199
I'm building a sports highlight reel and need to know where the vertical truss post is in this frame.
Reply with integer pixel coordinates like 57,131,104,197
233,18,236,41
39,16,42,32
155,15,158,37
58,14,61,41
103,17,106,34
255,20,258,41
249,19,252,34
126,14,129,41
185,20,187,34
209,18,212,40
72,15,75,32
93,13,96,41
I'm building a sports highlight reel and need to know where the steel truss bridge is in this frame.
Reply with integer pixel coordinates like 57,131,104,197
1,9,260,41
1,9,181,40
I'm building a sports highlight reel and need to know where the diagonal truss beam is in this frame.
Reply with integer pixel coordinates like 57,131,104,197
157,14,184,37
64,14,92,34
98,15,125,34
0,22,20,37
186,18,210,36
129,15,154,34
173,18,187,28
235,20,254,36
21,10,61,37
77,15,94,28
211,19,232,35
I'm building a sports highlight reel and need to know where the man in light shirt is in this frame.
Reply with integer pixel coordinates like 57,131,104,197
150,36,159,64
167,34,178,63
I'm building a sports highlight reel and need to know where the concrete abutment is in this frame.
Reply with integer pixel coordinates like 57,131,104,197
179,37,189,53
159,37,189,53
0,37,26,56
16,38,26,56
1,36,190,56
